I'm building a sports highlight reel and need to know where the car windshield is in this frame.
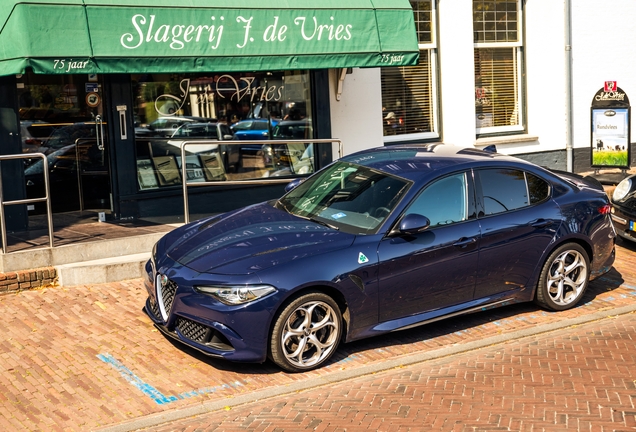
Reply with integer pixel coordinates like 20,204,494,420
276,161,411,235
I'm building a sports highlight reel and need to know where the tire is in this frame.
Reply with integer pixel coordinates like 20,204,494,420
534,243,590,311
269,292,342,372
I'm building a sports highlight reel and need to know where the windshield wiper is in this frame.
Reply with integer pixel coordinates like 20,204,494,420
275,199,290,213
295,214,339,230
309,217,340,230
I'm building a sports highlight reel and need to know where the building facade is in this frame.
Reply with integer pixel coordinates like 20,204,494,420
334,0,636,172
0,1,418,230
1,0,635,232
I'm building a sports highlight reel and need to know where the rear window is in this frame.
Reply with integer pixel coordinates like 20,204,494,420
478,168,549,215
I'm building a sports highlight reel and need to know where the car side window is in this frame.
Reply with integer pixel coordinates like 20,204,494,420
478,168,548,215
406,172,468,228
527,172,550,204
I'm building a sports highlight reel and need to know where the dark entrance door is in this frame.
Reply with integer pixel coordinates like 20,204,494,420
18,72,111,214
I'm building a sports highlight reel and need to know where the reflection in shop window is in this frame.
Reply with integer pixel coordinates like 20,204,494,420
131,71,315,190
381,0,438,142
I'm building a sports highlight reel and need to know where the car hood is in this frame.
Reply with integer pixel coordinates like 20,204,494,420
164,202,355,275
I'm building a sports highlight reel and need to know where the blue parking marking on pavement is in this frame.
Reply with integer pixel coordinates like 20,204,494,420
333,354,360,365
97,353,243,405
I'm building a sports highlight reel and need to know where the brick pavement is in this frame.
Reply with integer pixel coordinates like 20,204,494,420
147,311,636,432
0,241,634,431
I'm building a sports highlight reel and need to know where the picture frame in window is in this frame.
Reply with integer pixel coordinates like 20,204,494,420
152,155,181,186
136,158,159,190
175,155,205,183
199,154,227,181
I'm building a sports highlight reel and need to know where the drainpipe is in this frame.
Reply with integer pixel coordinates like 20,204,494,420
565,0,574,172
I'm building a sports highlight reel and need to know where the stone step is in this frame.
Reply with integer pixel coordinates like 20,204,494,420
0,232,164,273
55,252,150,287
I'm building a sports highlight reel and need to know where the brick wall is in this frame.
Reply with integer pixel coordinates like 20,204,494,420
0,268,58,294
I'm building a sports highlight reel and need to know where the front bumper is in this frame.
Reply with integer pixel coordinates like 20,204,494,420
143,259,274,363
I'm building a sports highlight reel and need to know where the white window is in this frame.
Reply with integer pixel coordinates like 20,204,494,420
473,0,525,135
381,0,439,142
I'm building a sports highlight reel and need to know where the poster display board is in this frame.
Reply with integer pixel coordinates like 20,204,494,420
591,82,631,168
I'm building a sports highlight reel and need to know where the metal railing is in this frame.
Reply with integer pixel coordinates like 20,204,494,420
0,153,54,254
180,139,343,224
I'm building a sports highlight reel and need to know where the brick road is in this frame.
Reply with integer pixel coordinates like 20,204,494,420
0,240,635,431
148,311,636,432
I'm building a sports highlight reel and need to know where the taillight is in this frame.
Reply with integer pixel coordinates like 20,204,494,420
598,204,611,215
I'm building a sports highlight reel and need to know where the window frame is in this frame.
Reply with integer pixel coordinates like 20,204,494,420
382,0,439,143
474,0,525,136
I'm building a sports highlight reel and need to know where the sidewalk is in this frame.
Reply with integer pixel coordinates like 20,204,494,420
0,240,635,431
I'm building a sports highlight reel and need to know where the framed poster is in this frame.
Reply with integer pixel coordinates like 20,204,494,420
592,108,629,167
590,84,631,169
152,155,181,186
200,154,226,181
136,158,159,190
176,155,205,183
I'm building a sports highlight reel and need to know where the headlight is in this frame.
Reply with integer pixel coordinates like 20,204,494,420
195,284,277,305
612,178,633,201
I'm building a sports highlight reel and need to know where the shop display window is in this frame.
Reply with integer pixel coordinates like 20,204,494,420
131,71,314,190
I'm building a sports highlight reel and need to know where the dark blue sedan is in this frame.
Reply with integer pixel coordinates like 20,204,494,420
610,174,636,242
144,144,616,372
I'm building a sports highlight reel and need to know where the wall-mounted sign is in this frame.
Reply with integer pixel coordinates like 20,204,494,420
85,83,99,93
86,92,100,107
590,84,631,168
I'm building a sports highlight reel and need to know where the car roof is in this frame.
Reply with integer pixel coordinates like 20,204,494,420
341,143,539,182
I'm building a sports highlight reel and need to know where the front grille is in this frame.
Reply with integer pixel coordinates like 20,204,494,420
149,298,160,319
176,317,234,352
161,279,178,313
156,276,178,322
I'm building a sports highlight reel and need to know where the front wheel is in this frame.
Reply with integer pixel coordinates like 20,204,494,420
269,292,342,372
535,243,590,311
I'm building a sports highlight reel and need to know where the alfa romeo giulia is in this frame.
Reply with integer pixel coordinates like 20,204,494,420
144,144,616,372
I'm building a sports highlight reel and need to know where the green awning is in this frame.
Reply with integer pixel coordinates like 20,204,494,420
0,0,419,76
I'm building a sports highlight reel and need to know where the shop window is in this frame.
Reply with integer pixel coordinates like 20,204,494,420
474,0,525,135
380,0,439,142
132,71,314,191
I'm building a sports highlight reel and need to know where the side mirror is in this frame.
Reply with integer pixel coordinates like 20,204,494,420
394,213,430,235
223,134,234,140
284,178,305,193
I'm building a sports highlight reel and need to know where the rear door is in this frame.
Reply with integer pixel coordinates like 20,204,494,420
473,168,561,299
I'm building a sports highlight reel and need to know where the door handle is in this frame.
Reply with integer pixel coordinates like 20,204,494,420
531,219,553,228
453,237,477,248
95,115,104,151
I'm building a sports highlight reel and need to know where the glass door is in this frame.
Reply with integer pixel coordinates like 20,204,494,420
17,72,111,214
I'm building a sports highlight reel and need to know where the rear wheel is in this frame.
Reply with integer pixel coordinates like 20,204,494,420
535,243,589,311
269,292,342,372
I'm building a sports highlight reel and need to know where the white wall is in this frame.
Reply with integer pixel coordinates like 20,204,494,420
570,0,636,152
437,0,477,146
329,67,384,156
521,0,568,153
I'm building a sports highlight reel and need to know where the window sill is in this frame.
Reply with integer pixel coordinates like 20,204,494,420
475,134,539,149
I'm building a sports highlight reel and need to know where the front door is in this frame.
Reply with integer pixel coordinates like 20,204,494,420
377,172,480,323
18,72,111,214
